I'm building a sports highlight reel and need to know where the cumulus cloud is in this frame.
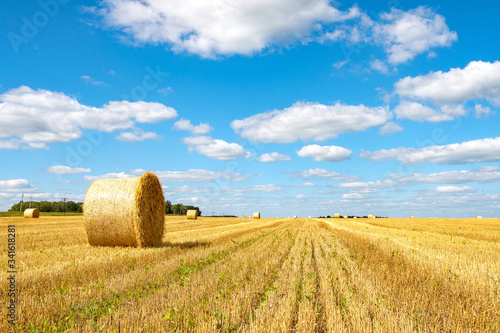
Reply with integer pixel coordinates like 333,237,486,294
393,101,454,122
0,179,36,192
286,168,360,181
360,137,500,165
231,102,391,143
173,119,212,135
395,61,500,105
97,0,359,58
391,166,500,184
0,86,177,149
369,59,389,74
420,186,476,196
45,165,91,174
85,168,254,183
379,122,403,135
81,75,108,86
373,6,457,64
296,144,351,162
256,152,292,163
116,128,161,141
183,136,251,160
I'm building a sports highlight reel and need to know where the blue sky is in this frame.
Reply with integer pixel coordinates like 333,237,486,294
1,0,500,217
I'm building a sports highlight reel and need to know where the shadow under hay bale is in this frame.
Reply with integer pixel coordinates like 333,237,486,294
83,172,165,247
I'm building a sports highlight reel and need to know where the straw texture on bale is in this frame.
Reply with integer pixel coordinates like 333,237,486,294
83,172,165,247
187,210,198,220
334,213,340,218
253,212,260,219
24,208,39,218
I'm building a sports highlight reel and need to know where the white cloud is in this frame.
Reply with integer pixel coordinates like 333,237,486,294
394,101,454,122
45,165,91,174
231,101,391,143
173,119,212,134
379,122,403,135
360,137,500,165
342,192,365,199
373,6,457,64
97,0,359,58
84,168,254,183
0,86,177,149
83,172,134,182
256,152,292,163
296,144,351,162
222,184,283,196
422,186,476,196
338,179,401,189
369,59,389,74
81,75,108,86
183,136,250,160
116,129,160,141
395,61,500,105
0,179,36,192
392,166,500,184
474,104,494,119
286,168,360,181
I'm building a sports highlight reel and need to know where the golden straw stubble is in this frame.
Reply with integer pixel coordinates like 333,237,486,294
83,172,165,247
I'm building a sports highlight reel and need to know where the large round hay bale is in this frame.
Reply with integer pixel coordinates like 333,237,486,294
334,213,340,218
253,212,260,219
24,208,39,218
187,210,198,220
83,172,165,247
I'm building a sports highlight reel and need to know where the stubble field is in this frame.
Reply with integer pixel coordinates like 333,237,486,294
1,215,500,332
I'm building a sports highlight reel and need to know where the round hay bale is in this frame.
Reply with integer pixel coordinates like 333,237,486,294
476,216,482,219
409,216,415,218
367,214,374,218
253,212,260,219
293,215,297,219
24,208,39,218
83,172,165,247
308,216,312,218
334,213,340,218
187,210,198,220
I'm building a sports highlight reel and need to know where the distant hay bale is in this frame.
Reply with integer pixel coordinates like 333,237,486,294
353,217,357,219
24,208,39,218
367,214,374,218
253,212,260,219
334,213,340,218
308,216,312,218
83,172,165,247
476,216,482,219
293,215,297,219
343,215,348,219
187,210,198,220
410,216,415,219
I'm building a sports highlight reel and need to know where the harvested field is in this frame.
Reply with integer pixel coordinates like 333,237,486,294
1,216,499,332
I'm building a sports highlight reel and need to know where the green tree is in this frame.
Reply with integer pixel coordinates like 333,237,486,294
165,200,172,214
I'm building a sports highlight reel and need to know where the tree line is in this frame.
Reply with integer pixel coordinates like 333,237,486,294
9,200,201,216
